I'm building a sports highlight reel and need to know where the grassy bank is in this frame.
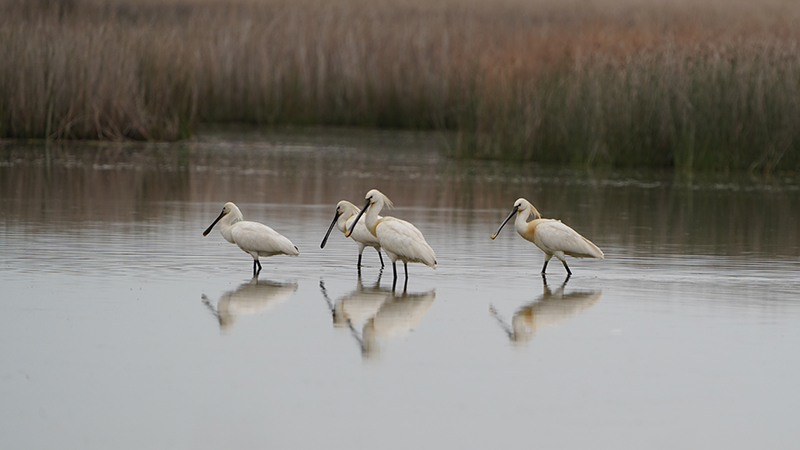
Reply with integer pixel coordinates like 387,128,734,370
2,0,800,172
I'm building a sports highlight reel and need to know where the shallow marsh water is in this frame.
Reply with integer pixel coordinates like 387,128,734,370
2,129,800,449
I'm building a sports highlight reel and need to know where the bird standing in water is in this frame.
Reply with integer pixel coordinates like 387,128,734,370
320,200,384,270
347,189,436,288
203,202,299,275
491,198,603,275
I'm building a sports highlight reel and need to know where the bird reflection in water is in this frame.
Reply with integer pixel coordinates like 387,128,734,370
320,271,436,359
202,276,298,333
490,275,601,345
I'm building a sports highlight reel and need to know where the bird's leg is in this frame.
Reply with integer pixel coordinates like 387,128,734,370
541,254,553,274
561,260,572,276
253,259,262,276
400,263,409,292
392,262,398,291
357,253,363,269
377,249,385,268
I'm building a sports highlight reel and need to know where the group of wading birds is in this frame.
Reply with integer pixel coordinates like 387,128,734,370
203,189,604,288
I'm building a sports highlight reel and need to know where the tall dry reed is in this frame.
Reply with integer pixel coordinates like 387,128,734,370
2,0,800,171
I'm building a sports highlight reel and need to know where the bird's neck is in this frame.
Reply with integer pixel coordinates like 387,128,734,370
339,212,354,233
515,209,531,229
219,211,243,243
364,204,381,234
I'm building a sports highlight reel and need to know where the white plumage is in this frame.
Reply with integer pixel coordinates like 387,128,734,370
491,198,603,275
320,200,384,268
203,202,299,275
346,189,436,285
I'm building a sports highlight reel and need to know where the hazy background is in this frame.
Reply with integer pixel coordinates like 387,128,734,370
2,0,800,171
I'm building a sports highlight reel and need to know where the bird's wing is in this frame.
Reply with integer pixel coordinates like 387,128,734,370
534,220,604,259
231,221,300,256
377,218,436,267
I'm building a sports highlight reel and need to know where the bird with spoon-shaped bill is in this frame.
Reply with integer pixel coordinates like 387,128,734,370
203,202,299,276
491,198,603,275
320,200,384,270
346,189,436,286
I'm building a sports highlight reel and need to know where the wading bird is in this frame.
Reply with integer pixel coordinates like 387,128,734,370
491,198,603,275
203,202,299,275
320,200,384,269
346,189,436,287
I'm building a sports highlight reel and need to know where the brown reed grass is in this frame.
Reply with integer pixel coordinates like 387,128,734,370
2,0,800,171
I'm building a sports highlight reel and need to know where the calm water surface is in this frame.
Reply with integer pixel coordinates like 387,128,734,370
2,129,800,449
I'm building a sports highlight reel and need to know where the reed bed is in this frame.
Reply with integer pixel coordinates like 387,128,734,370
2,0,800,171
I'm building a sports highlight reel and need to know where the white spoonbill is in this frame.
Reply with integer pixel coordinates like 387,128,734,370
203,202,299,275
320,200,384,269
491,198,603,275
346,189,436,285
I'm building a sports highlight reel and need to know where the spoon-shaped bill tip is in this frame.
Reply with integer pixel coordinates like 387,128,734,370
491,206,518,240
